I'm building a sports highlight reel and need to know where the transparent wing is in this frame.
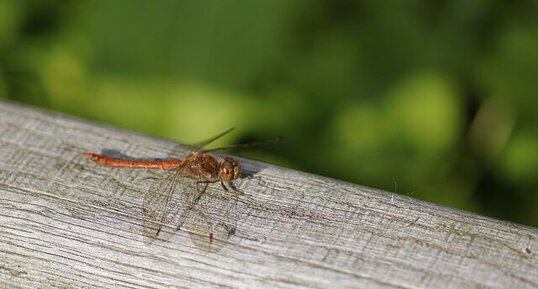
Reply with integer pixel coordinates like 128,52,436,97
192,127,235,149
184,188,239,252
142,164,199,242
179,127,235,154
202,137,284,153
157,127,235,161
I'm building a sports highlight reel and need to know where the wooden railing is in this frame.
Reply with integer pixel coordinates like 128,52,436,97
0,101,536,289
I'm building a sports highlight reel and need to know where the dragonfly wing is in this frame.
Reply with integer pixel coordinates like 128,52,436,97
184,189,238,252
169,127,235,156
188,127,235,151
201,137,284,153
142,165,196,242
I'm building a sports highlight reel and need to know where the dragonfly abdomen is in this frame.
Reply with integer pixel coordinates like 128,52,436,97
82,153,181,170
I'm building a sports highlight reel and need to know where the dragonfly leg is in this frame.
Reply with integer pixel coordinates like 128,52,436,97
227,182,243,195
220,180,230,192
195,180,210,193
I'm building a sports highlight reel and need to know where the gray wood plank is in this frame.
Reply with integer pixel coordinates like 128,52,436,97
0,100,536,289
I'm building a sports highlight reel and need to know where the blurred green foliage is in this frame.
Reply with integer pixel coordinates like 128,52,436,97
1,0,537,226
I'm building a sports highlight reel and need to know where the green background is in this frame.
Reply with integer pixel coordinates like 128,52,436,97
1,0,537,226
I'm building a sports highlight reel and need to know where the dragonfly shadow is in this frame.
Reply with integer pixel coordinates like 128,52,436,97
99,149,174,162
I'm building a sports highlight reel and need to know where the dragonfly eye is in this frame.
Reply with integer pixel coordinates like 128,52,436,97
220,158,241,181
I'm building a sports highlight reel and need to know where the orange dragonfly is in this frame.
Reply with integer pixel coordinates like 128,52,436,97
83,128,266,252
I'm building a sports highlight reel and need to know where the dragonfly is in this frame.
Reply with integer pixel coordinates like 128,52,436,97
83,128,265,252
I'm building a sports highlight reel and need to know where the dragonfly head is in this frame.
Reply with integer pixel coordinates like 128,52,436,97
220,157,241,181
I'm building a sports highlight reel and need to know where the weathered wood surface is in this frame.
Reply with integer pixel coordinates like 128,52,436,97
0,101,536,289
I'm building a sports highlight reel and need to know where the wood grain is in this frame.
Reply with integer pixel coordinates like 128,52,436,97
0,101,536,289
